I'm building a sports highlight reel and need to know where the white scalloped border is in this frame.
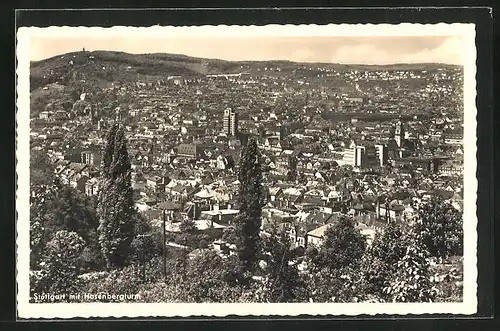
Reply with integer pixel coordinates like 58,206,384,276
16,23,477,319
20,23,474,37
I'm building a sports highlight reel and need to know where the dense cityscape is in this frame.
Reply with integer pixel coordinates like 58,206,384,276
29,49,464,304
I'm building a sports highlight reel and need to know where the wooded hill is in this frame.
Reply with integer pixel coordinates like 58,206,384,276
30,50,461,91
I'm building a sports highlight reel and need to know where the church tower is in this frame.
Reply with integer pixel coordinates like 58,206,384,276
395,120,405,148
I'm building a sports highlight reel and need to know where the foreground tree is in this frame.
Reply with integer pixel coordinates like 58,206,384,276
383,230,437,302
97,124,136,268
30,181,103,270
234,138,263,270
133,251,245,303
361,221,409,300
415,196,463,259
127,214,162,269
179,218,198,237
304,217,367,302
30,149,57,187
261,229,308,302
30,149,103,271
221,225,239,244
306,265,362,303
31,230,85,300
30,149,59,269
313,216,367,271
81,263,143,302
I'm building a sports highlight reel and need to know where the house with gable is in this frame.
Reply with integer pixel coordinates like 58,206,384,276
263,136,282,153
84,177,100,196
302,188,327,207
268,186,283,202
290,210,340,248
275,187,304,209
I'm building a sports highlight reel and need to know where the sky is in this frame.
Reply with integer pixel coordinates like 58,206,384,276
29,35,464,65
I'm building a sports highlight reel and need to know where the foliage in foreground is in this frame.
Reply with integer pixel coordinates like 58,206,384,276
30,142,464,304
415,197,463,259
31,230,86,299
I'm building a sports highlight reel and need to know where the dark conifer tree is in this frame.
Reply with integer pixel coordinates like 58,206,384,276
101,124,118,177
97,124,136,268
234,138,263,270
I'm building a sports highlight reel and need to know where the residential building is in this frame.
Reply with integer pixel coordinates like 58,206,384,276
223,108,239,136
374,144,388,166
81,150,102,166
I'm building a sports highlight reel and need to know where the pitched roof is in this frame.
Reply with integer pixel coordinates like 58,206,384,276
194,188,214,199
156,201,181,210
307,224,331,238
269,187,282,196
435,189,455,200
303,210,332,224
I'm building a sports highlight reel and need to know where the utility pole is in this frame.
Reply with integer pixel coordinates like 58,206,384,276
162,209,167,280
158,201,178,281
136,233,152,283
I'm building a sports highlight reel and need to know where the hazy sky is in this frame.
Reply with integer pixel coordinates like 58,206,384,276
30,35,464,65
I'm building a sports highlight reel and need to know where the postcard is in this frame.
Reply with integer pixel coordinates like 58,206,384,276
16,22,477,318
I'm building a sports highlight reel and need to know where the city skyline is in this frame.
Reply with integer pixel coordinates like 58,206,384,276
30,35,464,65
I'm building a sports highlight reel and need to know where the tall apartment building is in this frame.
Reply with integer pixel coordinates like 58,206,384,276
344,143,384,168
223,108,239,136
343,141,357,167
343,144,366,168
364,145,380,168
374,144,388,166
355,145,366,167
230,111,238,137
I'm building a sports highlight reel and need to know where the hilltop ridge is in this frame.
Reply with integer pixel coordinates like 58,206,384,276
30,50,461,92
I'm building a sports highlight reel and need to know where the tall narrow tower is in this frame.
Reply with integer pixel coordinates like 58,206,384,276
223,108,238,137
395,120,405,148
230,110,239,136
223,108,231,135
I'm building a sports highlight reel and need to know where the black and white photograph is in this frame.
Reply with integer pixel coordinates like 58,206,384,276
16,23,477,318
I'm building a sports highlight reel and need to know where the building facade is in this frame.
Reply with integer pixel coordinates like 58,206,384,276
223,108,239,136
81,151,102,166
177,143,204,160
343,143,381,168
374,144,388,166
